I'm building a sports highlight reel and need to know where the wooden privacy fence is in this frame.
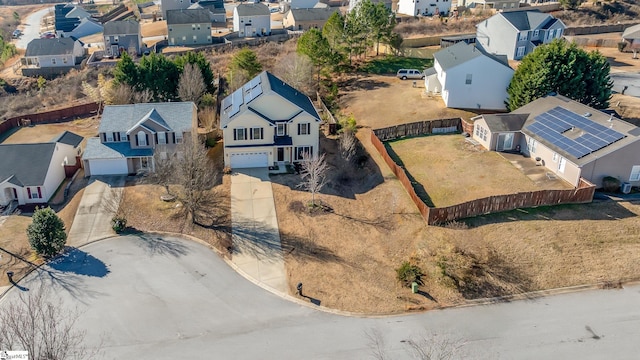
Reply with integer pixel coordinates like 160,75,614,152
369,127,596,225
0,102,99,137
373,118,461,141
316,92,337,135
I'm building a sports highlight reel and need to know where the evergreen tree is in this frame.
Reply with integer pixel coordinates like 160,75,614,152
230,48,263,80
175,51,216,94
26,207,66,258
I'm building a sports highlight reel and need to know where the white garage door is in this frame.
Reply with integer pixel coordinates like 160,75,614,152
89,159,128,175
230,152,268,168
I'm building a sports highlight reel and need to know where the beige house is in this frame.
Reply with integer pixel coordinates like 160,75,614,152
472,94,640,189
82,102,197,176
220,71,320,168
282,8,338,31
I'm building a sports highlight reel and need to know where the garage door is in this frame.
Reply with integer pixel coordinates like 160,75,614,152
89,159,128,175
230,152,268,168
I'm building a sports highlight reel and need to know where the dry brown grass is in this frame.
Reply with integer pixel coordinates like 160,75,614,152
395,14,489,38
1,115,99,144
0,215,42,287
141,20,167,37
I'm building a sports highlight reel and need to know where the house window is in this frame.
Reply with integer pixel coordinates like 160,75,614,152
528,137,537,153
120,132,128,142
555,29,562,38
137,131,147,146
519,32,528,41
465,74,472,85
558,157,566,174
298,123,310,135
630,165,640,182
295,146,313,160
28,187,41,199
192,24,196,30
197,24,201,30
157,131,167,144
474,124,480,137
51,58,56,65
114,36,119,42
533,30,539,38
175,132,183,143
516,46,525,58
193,35,197,42
250,127,263,140
277,123,286,136
105,132,114,142
552,152,558,162
63,57,68,64
182,36,186,41
482,127,487,141
234,128,247,141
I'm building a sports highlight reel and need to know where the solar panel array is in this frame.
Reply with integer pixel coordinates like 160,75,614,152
221,76,263,118
525,106,626,159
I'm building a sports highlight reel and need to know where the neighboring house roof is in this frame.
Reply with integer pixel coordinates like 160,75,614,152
25,38,78,57
481,114,528,132
235,3,270,16
83,138,154,160
287,8,337,22
514,94,640,166
166,8,211,24
51,131,83,147
434,42,511,70
104,20,140,36
0,143,56,186
55,4,80,32
220,71,320,128
622,23,640,40
190,0,224,9
66,6,91,19
424,67,437,76
99,102,196,134
498,10,556,31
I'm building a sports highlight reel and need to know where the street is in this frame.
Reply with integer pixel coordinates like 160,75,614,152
15,7,53,50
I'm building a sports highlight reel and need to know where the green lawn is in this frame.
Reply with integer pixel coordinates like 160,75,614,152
360,56,433,75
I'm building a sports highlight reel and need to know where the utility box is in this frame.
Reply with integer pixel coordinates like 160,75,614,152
621,182,632,194
411,282,419,294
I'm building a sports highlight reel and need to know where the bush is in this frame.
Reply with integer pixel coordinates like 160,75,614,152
602,176,621,193
111,216,127,233
618,42,628,53
396,261,424,287
27,207,67,258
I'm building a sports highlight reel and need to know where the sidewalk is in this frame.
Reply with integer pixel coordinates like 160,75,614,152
230,168,287,294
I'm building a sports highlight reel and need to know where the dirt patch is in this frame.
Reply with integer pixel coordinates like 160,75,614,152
141,20,167,37
0,115,99,145
612,93,640,125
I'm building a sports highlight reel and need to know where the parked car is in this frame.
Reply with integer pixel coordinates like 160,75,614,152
396,69,424,80
12,29,22,38
270,7,279,13
40,32,55,39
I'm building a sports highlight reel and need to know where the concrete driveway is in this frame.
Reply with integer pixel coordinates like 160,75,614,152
230,168,287,293
15,7,53,49
610,72,640,98
67,176,125,247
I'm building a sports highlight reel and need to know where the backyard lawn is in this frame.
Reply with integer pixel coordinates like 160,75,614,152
0,115,99,145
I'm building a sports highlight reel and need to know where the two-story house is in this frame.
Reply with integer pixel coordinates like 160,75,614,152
397,0,451,17
103,20,142,57
233,3,271,38
160,0,191,19
188,0,227,25
21,38,86,78
82,102,197,176
282,8,338,31
167,9,212,46
220,71,320,168
476,9,566,60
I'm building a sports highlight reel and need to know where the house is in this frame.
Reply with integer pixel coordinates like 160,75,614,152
220,71,321,168
476,10,566,60
348,0,391,12
397,0,451,16
161,0,192,19
82,102,197,176
64,17,103,39
459,0,520,10
279,0,320,13
424,42,513,110
188,0,227,25
53,3,102,38
472,94,640,188
0,131,83,206
103,20,142,57
282,8,338,31
21,38,86,78
233,3,271,38
622,24,640,59
167,9,212,46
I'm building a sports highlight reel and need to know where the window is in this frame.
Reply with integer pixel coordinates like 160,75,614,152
298,123,310,135
482,127,487,141
182,36,186,41
197,24,201,30
157,132,167,144
552,152,558,162
193,35,197,42
630,165,640,182
120,132,128,142
114,36,119,42
465,74,472,85
295,146,313,160
192,24,196,30
175,132,183,143
51,58,56,65
105,132,114,142
558,157,566,174
250,127,263,140
137,131,147,146
533,30,539,38
28,187,41,199
555,29,562,38
528,137,537,153
63,57,68,64
474,124,480,136
518,32,528,41
277,123,286,136
516,46,525,58
234,128,246,141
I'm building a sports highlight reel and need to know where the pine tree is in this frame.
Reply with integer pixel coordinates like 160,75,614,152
26,207,66,258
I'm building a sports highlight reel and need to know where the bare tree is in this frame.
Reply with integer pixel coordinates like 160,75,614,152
297,152,329,207
106,83,154,105
198,106,216,132
340,128,358,163
146,146,176,195
365,328,389,360
0,285,100,359
178,63,207,103
364,328,466,360
273,53,315,96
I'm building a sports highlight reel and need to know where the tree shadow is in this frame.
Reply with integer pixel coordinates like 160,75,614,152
416,290,437,303
31,266,107,304
280,230,345,265
383,141,434,207
229,219,285,262
48,247,110,278
338,76,391,92
131,233,190,258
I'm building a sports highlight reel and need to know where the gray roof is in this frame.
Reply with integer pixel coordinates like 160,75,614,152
51,131,83,147
287,8,337,22
481,114,528,132
0,143,56,186
499,10,554,31
25,38,77,57
220,71,320,128
103,20,140,36
622,24,640,40
434,42,511,70
235,3,270,17
99,102,196,134
424,67,437,76
166,8,211,24
83,137,153,160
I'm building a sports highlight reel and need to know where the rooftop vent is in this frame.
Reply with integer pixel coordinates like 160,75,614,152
583,112,592,117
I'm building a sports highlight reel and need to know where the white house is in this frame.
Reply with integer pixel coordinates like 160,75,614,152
425,42,513,110
21,38,86,78
397,0,451,16
220,71,321,168
233,3,271,37
0,131,83,206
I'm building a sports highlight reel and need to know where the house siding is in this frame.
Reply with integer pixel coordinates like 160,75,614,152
579,139,640,188
104,33,142,56
523,134,582,186
476,15,518,59
168,23,211,45
233,11,271,37
397,0,451,16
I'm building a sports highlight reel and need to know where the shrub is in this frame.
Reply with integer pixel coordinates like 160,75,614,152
111,216,127,233
27,207,67,258
396,261,424,287
618,42,628,53
602,176,621,193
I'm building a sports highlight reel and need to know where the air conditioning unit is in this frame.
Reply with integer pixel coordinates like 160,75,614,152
621,182,632,194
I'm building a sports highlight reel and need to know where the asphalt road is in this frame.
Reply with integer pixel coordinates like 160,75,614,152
15,7,53,50
610,72,640,98
2,235,640,359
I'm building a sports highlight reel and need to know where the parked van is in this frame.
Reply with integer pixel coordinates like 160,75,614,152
396,69,424,80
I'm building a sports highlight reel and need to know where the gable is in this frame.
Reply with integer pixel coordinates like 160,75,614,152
0,143,56,186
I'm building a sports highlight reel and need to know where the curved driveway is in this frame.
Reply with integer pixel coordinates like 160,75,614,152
2,235,640,359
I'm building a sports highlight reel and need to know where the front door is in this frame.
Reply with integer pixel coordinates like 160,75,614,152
277,148,284,162
496,133,514,151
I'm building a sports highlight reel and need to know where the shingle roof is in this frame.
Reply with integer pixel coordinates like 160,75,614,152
235,3,270,16
103,20,140,35
51,131,83,147
0,143,56,186
99,102,196,134
622,24,640,40
83,137,154,160
434,42,511,70
287,8,337,22
499,10,553,31
166,8,211,24
25,38,77,57
481,114,528,132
